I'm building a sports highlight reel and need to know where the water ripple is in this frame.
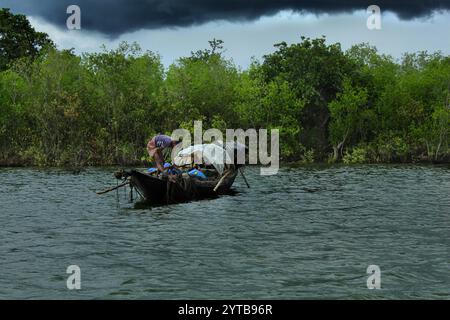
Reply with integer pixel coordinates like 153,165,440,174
0,165,449,299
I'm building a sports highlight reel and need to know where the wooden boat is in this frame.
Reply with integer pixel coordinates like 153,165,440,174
124,167,239,204
102,142,248,204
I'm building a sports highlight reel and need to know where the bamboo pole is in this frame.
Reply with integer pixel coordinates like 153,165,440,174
213,171,232,192
96,181,129,195
238,167,250,188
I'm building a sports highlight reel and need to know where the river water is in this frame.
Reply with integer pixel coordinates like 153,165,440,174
0,165,449,299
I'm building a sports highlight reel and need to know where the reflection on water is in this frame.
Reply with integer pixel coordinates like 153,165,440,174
132,188,240,209
0,165,449,299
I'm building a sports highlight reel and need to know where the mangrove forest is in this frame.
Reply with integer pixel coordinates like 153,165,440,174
1,8,449,167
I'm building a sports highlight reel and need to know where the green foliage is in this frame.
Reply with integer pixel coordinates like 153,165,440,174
0,69,27,163
342,147,367,164
0,40,163,166
261,36,358,157
328,80,370,160
0,8,53,71
82,42,164,164
0,11,450,166
163,49,238,130
298,147,315,164
370,134,409,163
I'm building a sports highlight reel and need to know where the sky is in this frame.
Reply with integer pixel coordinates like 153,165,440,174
3,0,450,68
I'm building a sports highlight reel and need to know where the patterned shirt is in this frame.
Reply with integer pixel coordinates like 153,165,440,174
154,134,173,149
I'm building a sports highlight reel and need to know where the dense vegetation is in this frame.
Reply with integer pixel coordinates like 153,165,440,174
1,9,449,166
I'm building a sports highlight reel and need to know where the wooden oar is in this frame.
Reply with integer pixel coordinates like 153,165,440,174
238,167,250,188
96,181,129,195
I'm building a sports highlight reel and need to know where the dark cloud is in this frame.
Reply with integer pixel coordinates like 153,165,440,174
3,0,450,36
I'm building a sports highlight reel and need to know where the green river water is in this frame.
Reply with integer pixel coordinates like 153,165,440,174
0,165,449,299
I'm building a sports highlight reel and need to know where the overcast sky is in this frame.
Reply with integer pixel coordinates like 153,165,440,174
3,1,450,68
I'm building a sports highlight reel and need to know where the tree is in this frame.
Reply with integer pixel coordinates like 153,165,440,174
188,38,225,62
261,36,358,158
375,52,450,161
417,95,450,161
0,8,53,71
83,42,164,164
328,80,369,160
0,69,27,164
1,11,450,166
163,41,239,131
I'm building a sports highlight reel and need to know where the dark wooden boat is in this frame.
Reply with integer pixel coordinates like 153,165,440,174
126,167,238,204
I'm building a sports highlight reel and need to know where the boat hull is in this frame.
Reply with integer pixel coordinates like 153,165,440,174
129,169,238,204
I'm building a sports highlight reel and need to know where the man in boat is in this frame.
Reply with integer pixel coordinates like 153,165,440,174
147,133,180,172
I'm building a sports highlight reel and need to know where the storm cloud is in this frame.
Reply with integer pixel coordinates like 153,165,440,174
3,0,450,36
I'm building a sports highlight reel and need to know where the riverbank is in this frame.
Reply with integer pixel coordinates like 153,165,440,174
1,158,449,170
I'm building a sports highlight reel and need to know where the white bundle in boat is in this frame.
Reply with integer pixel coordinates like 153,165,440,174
214,140,247,160
173,143,232,175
